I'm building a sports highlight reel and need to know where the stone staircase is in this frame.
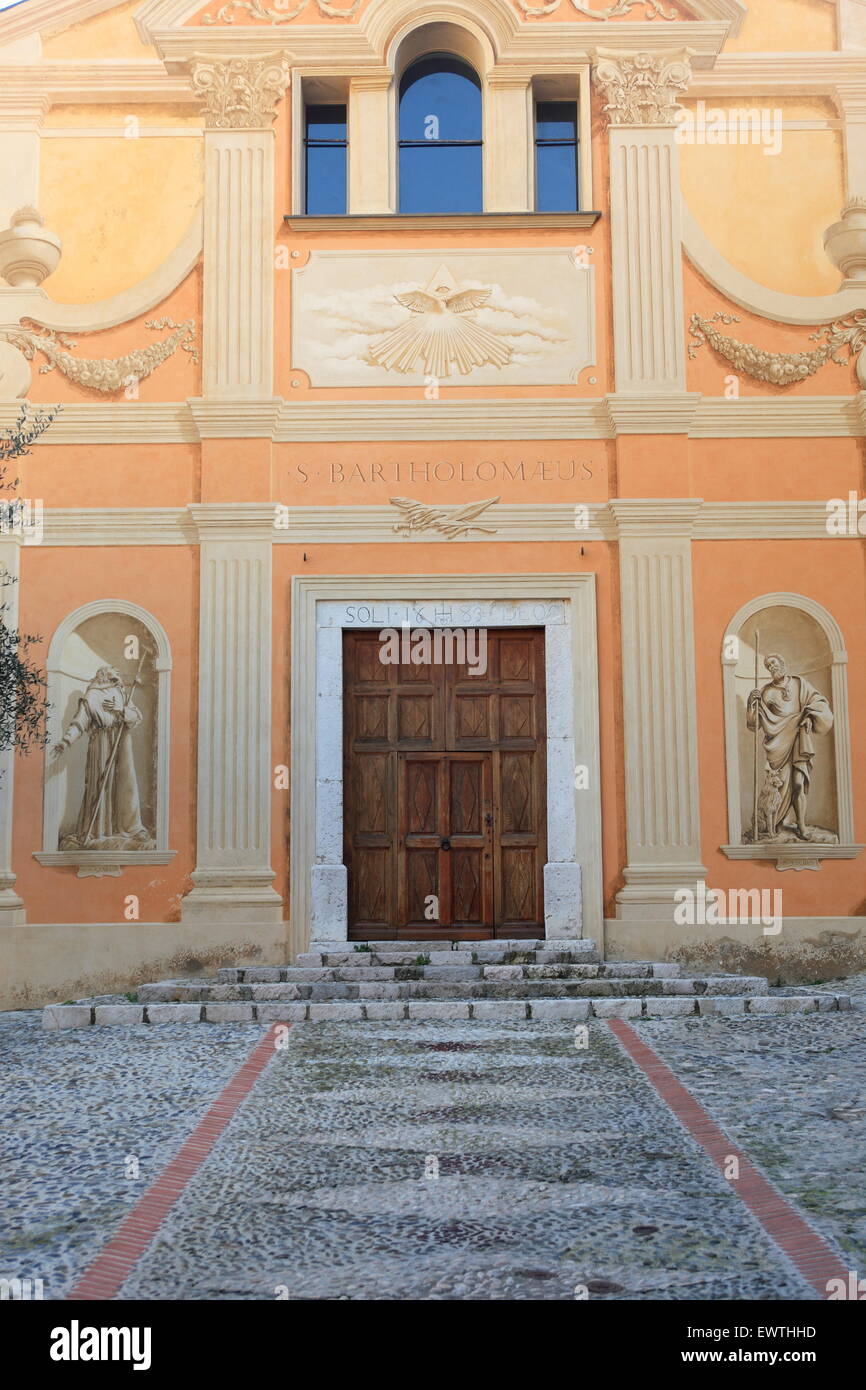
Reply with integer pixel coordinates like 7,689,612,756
42,938,852,1028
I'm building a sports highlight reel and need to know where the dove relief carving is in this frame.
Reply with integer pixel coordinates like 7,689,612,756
369,268,512,378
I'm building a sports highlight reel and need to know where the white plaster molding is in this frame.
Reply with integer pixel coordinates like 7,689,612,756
141,0,729,64
284,503,615,544
693,503,847,540
273,398,615,441
0,0,131,46
607,121,688,393
291,574,603,957
682,205,866,326
33,849,176,875
0,401,199,443
187,501,278,540
0,535,25,923
2,394,864,443
721,592,862,867
690,395,866,437
611,499,707,918
41,599,173,866
182,505,282,923
690,54,866,99
203,130,275,397
0,209,203,335
0,62,195,104
26,500,866,548
606,392,701,433
40,508,196,546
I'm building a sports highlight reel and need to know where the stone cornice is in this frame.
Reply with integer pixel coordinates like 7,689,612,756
605,392,702,434
187,502,279,542
609,498,704,538
690,54,866,100
34,500,856,547
0,0,124,45
153,23,728,70
2,395,865,443
1,43,860,116
0,62,195,106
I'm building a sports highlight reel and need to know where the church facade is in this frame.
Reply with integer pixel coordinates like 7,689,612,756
0,0,864,1008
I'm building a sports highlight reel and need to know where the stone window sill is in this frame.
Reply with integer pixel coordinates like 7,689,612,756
285,211,602,232
721,843,864,872
34,850,177,880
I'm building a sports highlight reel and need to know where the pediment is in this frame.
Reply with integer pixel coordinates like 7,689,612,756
0,0,747,54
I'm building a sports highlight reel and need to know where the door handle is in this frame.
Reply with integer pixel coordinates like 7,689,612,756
441,838,451,851
484,813,492,827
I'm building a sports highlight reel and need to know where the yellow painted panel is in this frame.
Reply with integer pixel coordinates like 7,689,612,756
45,105,203,130
39,137,203,303
679,98,844,296
726,0,837,53
43,0,153,58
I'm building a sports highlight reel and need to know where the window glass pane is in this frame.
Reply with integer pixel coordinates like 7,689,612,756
536,101,576,143
536,144,578,212
305,104,347,215
399,56,482,143
306,105,347,143
535,100,578,213
399,143,483,215
398,55,483,212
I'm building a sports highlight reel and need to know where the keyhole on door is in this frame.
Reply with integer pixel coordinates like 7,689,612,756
441,838,451,851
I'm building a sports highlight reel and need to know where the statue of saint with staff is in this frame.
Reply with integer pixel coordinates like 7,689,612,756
52,659,154,851
746,651,836,844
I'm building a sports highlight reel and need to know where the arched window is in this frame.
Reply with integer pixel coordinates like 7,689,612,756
398,55,482,214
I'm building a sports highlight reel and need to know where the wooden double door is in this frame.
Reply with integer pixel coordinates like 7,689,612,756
344,628,546,939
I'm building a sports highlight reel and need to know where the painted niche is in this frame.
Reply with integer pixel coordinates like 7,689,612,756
35,602,174,878
721,594,862,871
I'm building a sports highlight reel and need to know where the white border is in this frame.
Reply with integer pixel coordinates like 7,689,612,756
40,599,173,858
722,591,858,854
290,574,602,955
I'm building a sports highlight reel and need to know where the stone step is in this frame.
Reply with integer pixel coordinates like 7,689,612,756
136,975,771,1004
216,961,679,984
42,992,853,1029
301,938,601,962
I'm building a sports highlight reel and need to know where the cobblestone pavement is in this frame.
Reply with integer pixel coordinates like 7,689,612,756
1,977,864,1301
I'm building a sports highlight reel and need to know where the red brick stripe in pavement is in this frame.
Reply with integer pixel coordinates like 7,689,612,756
68,1023,289,1301
608,1017,850,1299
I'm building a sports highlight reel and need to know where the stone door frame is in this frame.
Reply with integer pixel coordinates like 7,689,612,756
290,575,602,955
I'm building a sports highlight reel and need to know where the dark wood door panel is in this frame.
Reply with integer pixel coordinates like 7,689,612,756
344,628,546,939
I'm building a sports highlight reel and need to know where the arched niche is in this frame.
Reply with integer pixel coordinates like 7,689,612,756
35,600,175,878
390,18,494,81
721,593,862,871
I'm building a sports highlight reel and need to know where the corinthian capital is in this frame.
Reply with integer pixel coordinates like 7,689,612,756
594,49,692,128
190,53,291,130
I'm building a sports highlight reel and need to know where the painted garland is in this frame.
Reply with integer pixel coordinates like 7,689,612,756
4,319,199,395
688,311,866,388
